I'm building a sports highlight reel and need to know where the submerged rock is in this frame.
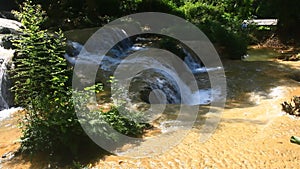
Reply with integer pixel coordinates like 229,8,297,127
1,35,18,49
0,18,21,49
281,96,300,116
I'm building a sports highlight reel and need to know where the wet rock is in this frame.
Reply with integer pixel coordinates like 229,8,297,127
289,71,300,82
288,54,300,61
294,96,300,109
0,27,11,34
129,70,181,104
1,35,18,49
281,101,293,114
0,18,21,50
66,41,83,57
281,96,300,116
64,41,83,68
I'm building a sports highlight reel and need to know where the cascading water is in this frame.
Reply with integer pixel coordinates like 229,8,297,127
66,27,225,135
66,27,221,106
0,47,13,111
114,54,209,105
183,48,202,72
0,46,17,122
183,48,223,74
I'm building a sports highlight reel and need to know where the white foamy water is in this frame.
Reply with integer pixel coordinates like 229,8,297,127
192,66,223,74
73,48,220,106
0,107,23,122
189,87,224,106
248,92,264,105
114,53,214,105
183,49,202,72
268,86,286,99
66,28,219,106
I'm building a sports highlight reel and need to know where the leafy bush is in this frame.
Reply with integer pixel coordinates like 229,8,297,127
77,104,148,140
212,26,248,59
178,1,249,59
11,0,83,155
73,83,149,141
120,0,143,14
11,0,149,159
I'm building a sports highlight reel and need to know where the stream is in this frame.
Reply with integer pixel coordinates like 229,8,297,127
63,27,298,157
0,27,300,167
64,27,221,124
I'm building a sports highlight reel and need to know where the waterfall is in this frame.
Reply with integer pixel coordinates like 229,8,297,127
113,55,207,105
0,18,21,116
66,27,226,136
0,46,13,110
183,48,202,72
182,48,223,74
66,27,221,105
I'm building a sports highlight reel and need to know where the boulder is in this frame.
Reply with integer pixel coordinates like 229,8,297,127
1,35,18,49
0,18,21,49
66,41,83,57
0,26,11,34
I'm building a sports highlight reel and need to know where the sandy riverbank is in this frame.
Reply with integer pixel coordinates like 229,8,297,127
91,86,300,168
1,60,300,169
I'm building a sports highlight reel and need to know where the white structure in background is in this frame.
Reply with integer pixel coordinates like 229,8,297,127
243,19,278,26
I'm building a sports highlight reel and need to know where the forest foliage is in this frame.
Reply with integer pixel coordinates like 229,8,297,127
12,0,299,58
10,0,300,59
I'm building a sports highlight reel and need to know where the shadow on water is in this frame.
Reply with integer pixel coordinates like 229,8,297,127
244,48,280,61
221,118,268,125
223,52,300,110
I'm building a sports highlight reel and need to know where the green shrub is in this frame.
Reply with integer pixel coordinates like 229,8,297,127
11,0,83,155
179,1,249,59
211,24,248,59
11,0,149,159
136,0,182,16
73,83,149,141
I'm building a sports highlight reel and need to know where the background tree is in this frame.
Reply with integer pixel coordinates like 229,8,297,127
11,0,299,58
271,0,300,40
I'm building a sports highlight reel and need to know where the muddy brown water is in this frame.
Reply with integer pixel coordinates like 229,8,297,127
1,48,300,168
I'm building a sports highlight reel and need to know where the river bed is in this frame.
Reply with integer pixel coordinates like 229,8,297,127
1,47,300,168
